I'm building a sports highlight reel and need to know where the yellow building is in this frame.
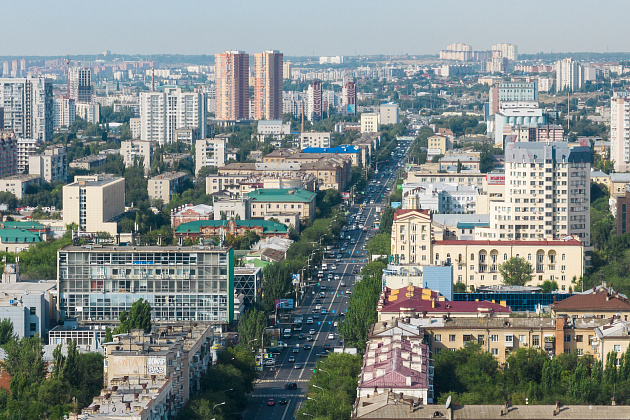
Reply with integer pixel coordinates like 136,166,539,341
427,135,452,155
550,284,630,319
390,209,584,291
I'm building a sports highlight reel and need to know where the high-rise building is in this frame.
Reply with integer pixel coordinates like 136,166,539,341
62,174,125,236
491,43,518,61
439,43,473,61
283,61,292,80
611,92,630,172
0,76,53,142
253,50,283,120
1,62,8,77
28,146,67,183
139,88,206,145
215,51,249,121
556,58,583,92
342,81,356,115
121,139,153,175
379,103,399,125
57,245,235,324
488,142,591,245
497,80,538,103
53,97,75,128
195,136,227,175
68,67,93,103
307,80,322,122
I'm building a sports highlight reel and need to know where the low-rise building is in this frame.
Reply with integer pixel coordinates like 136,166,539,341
0,174,40,199
247,188,316,221
69,154,108,171
301,145,363,166
300,131,331,149
254,120,291,142
402,182,479,213
170,203,214,229
28,146,67,183
361,113,380,133
175,219,290,241
427,135,452,155
438,154,480,172
0,228,41,252
162,153,192,168
213,197,250,220
148,171,188,204
121,140,153,176
0,280,54,339
550,284,630,319
195,137,227,175
234,266,262,305
406,169,486,189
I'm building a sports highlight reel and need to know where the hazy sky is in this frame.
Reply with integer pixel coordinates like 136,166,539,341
3,0,627,56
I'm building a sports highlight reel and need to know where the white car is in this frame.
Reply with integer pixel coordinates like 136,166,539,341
309,329,316,335
333,321,338,327
327,334,335,340
334,275,340,280
264,358,276,366
306,317,314,324
331,265,337,270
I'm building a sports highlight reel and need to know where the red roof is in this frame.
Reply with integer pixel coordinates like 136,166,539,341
394,209,431,220
551,288,630,312
378,285,510,314
433,238,583,247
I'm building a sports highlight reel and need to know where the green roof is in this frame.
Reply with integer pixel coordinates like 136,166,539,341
246,188,316,203
0,228,41,243
0,221,45,230
252,259,269,268
175,219,289,234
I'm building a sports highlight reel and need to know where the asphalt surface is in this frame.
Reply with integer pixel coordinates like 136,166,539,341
243,140,411,420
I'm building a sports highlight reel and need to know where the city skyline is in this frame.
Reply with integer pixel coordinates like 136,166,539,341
4,0,630,56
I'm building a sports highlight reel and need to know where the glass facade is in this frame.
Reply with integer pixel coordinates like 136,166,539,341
453,292,573,312
58,246,234,324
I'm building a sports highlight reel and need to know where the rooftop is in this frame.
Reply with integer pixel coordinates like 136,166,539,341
551,286,630,312
60,244,230,253
0,228,41,244
302,145,361,154
433,237,583,247
246,188,316,202
0,221,46,230
175,219,288,234
67,174,123,187
149,171,188,181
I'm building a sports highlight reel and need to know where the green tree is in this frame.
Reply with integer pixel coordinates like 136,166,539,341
115,298,152,333
366,233,390,257
237,308,267,353
499,257,534,286
539,280,559,293
0,319,15,345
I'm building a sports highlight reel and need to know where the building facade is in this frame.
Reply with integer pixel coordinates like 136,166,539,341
68,67,93,103
556,58,583,92
121,140,153,176
53,97,76,128
300,132,331,149
215,51,249,121
0,76,53,141
306,81,322,122
195,137,227,175
148,172,188,203
253,50,283,120
611,92,630,172
28,146,67,183
57,245,234,325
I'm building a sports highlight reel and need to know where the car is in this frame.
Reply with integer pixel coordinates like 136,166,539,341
294,363,302,369
277,341,287,348
328,333,335,340
346,290,353,295
298,333,305,339
321,309,326,314
306,317,313,324
319,292,326,298
327,274,333,279
315,299,321,304
264,358,276,366
336,257,341,262
352,269,358,274
306,335,313,341
339,312,345,317
331,264,337,270
340,282,346,287
288,355,296,362
312,308,319,313
309,329,316,335
279,397,288,405
293,347,300,353
267,398,275,406
284,382,297,390
313,314,320,319
334,321,338,327
319,352,329,358
304,344,311,350
334,275,340,280
315,305,322,310
321,285,327,291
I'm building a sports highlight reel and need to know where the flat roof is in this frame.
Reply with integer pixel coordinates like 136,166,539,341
60,244,231,252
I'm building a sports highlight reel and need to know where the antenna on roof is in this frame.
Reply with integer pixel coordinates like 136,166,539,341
445,395,452,409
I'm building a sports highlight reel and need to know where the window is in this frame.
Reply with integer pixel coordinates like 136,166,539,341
491,348,498,356
532,335,540,346
505,335,513,343
564,335,571,343
491,335,499,342
30,323,36,332
614,345,621,352
564,349,571,354
434,334,441,342
519,335,527,344
29,307,36,315
478,334,485,344
575,335,583,343
449,334,456,342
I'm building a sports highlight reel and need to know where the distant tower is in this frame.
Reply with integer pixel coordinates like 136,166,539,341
215,51,250,120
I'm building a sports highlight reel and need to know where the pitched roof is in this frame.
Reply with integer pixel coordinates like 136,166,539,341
0,228,41,243
551,287,630,312
393,209,431,220
246,188,316,202
0,221,46,230
175,219,288,234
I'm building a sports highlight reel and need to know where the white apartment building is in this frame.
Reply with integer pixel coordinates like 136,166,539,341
148,171,188,203
556,58,583,92
28,146,67,183
17,138,38,174
379,103,399,125
53,97,75,128
255,120,291,142
402,182,479,214
68,67,93,103
491,43,518,61
498,80,538,102
140,88,206,145
306,81,322,122
129,117,141,139
484,142,591,246
195,137,227,175
610,92,630,172
121,140,153,175
361,113,380,133
75,102,100,124
300,132,330,149
0,174,40,199
0,76,53,142
62,174,125,236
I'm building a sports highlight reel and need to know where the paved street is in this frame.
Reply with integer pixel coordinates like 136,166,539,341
243,140,411,419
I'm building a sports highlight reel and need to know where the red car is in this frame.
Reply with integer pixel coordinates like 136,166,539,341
267,398,275,406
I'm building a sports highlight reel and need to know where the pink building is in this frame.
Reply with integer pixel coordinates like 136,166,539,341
170,204,214,229
253,50,283,120
215,51,249,121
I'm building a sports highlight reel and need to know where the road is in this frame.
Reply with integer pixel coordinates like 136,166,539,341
243,139,412,419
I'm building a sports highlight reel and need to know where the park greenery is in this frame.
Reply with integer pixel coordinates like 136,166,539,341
295,353,363,420
434,343,630,406
499,257,534,286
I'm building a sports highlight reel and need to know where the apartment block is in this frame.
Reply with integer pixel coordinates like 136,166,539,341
75,102,100,124
427,135,452,155
0,76,53,141
68,67,93,103
195,137,227,175
121,139,153,175
254,50,283,120
215,51,249,121
0,132,17,178
254,120,291,142
556,58,583,92
140,88,206,145
129,117,141,139
62,174,125,236
491,43,518,61
53,97,75,128
306,81,322,122
68,154,108,171
148,171,188,203
28,146,67,183
342,80,356,115
0,174,40,199
247,188,316,221
611,92,630,172
379,102,399,125
300,132,331,149
57,245,235,324
361,113,380,133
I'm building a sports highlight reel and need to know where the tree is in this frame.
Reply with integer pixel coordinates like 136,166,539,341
237,309,267,353
453,282,466,293
539,280,559,293
431,154,444,163
115,298,152,333
0,192,17,211
366,233,390,257
0,319,15,345
457,159,463,173
499,257,534,286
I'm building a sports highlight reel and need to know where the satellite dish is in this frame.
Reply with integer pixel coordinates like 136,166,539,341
445,395,452,409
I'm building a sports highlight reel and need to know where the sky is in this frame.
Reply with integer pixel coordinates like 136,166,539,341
2,0,628,56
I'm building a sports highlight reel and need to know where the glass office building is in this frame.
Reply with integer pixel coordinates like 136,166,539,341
58,245,234,325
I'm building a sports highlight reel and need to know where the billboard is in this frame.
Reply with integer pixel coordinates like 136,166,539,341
274,299,294,309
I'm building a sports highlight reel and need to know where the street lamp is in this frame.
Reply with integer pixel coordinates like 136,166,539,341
318,368,331,376
312,384,325,396
302,413,315,418
212,402,226,413
307,397,318,402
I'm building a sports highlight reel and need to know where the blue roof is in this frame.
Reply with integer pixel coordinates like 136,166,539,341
302,145,361,154
457,221,490,229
